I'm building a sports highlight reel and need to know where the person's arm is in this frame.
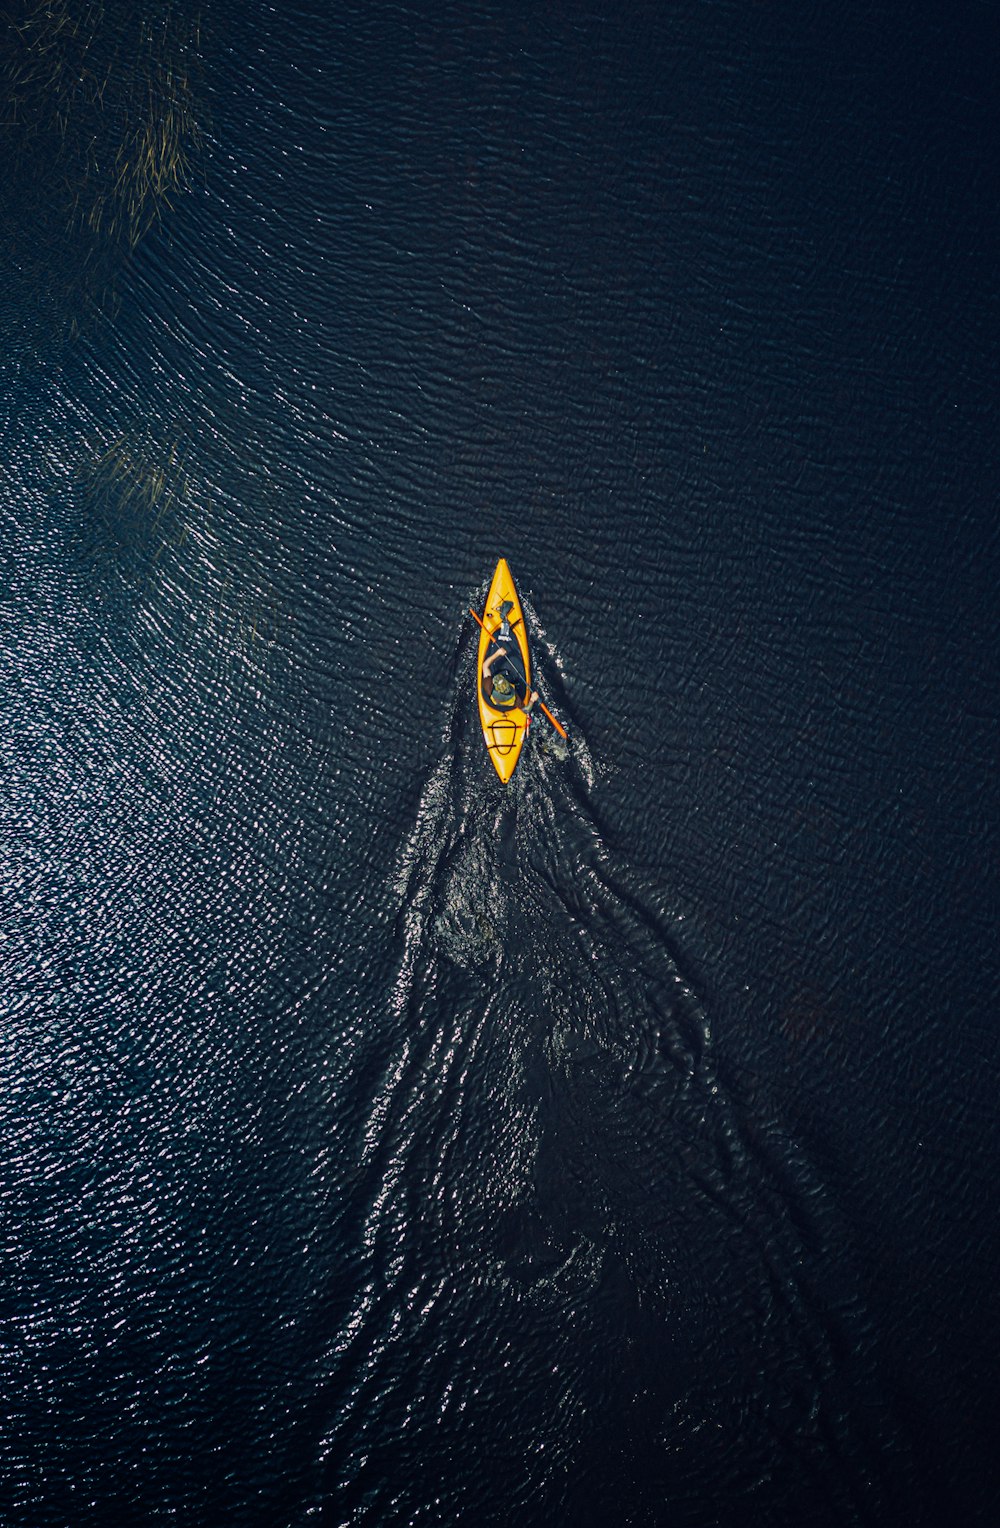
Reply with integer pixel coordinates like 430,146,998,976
483,647,504,679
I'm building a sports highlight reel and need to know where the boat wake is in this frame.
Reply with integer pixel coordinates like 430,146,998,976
324,618,904,1526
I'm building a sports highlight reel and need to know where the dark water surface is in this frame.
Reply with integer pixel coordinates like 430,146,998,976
2,0,998,1523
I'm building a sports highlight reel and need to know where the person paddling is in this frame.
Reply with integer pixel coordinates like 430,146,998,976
469,588,568,759
482,644,538,716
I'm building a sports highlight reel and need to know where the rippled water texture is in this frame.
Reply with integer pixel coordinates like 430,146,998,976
1,0,998,1523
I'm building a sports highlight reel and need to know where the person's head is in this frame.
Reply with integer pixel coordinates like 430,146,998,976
494,674,514,698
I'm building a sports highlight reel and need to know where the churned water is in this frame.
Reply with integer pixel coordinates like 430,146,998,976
1,0,998,1523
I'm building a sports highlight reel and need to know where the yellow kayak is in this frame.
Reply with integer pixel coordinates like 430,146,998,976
476,558,532,782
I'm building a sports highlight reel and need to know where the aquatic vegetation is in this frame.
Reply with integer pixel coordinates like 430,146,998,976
1,0,203,332
75,432,282,664
9,0,203,239
5,5,280,674
77,431,197,573
88,49,202,248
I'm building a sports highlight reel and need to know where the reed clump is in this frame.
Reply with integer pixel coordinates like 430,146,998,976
2,0,203,315
88,46,203,247
77,433,282,661
80,432,197,565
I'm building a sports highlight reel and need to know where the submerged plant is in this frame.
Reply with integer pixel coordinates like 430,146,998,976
6,5,282,672
78,432,196,572
88,42,202,247
75,431,283,664
1,0,204,332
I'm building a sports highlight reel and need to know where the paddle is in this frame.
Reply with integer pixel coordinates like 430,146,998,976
469,606,569,740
